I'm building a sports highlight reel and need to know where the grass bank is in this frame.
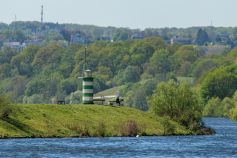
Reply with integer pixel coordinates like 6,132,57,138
0,104,209,138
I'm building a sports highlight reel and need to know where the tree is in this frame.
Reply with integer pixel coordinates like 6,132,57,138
196,29,209,45
113,29,130,41
25,78,47,96
203,97,222,117
200,65,237,101
113,66,141,85
175,46,198,63
126,79,156,111
147,49,176,75
59,79,78,95
191,58,218,80
0,48,18,64
221,97,234,117
148,80,203,130
0,95,13,118
177,61,192,76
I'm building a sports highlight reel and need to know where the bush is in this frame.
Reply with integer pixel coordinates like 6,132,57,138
120,120,139,136
0,95,13,119
149,80,203,130
221,97,234,117
203,97,223,117
230,107,237,120
200,65,237,101
161,117,175,135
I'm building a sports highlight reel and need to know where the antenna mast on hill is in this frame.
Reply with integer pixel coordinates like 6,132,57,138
41,5,44,24
83,46,88,76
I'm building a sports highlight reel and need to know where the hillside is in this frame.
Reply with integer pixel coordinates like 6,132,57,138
0,104,193,138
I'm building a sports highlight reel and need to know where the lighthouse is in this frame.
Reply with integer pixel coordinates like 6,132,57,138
82,69,94,104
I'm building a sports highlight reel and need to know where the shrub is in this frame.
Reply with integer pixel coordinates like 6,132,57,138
203,97,223,117
230,107,237,120
149,80,203,130
0,95,13,119
161,117,175,135
200,65,237,101
221,97,234,117
120,120,139,136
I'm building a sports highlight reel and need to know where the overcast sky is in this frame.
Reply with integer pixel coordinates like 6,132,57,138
0,0,236,29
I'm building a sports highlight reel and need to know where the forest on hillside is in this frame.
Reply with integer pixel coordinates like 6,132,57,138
1,22,237,121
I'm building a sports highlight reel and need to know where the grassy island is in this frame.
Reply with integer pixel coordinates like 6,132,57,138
0,104,210,138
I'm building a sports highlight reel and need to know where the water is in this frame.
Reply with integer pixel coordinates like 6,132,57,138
0,118,237,158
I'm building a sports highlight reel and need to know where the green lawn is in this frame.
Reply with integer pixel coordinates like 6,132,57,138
0,104,191,138
95,86,125,97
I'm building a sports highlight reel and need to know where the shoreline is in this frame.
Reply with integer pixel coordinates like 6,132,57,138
0,130,214,139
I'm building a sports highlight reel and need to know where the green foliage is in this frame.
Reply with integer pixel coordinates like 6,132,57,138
25,78,47,96
149,80,203,130
0,104,192,137
113,29,130,41
113,66,141,85
227,94,237,119
59,79,78,95
93,78,108,93
200,65,237,101
11,46,39,77
203,97,223,117
196,29,209,45
175,45,198,63
161,117,175,135
0,95,13,119
147,49,175,75
0,48,18,64
222,97,234,117
125,79,157,111
0,30,26,43
230,107,237,120
202,91,237,119
0,31,235,109
191,58,218,80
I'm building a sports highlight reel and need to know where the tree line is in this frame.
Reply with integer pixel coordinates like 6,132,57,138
0,21,237,47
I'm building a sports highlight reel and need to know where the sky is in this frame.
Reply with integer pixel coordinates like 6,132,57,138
0,0,236,29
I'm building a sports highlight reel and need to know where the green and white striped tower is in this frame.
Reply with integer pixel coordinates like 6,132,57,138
82,70,94,104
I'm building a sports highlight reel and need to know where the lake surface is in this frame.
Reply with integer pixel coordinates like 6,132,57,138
0,118,237,158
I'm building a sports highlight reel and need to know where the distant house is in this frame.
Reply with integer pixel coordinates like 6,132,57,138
170,36,192,45
3,42,23,51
